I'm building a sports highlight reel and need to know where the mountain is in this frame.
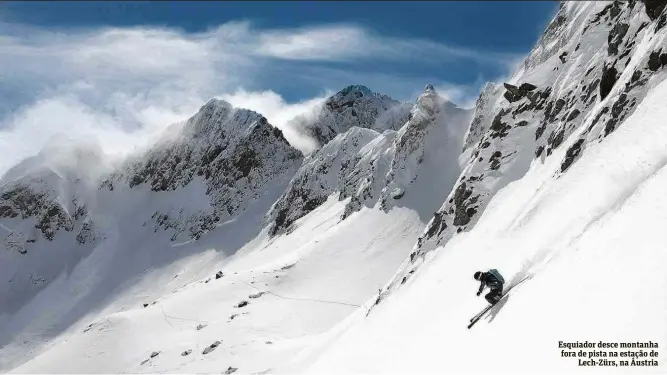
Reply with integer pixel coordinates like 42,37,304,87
379,0,667,295
288,84,412,149
299,1,667,372
267,84,471,235
0,99,304,370
4,0,667,372
101,98,303,242
0,139,106,316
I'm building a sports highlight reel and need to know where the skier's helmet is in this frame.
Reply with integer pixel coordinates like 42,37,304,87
474,271,482,280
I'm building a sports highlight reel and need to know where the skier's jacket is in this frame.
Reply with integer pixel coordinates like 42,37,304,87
477,269,504,294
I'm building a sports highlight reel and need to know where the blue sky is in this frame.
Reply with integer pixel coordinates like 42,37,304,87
0,1,558,173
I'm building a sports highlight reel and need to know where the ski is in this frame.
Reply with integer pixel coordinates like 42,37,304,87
467,275,531,329
469,302,495,322
468,306,496,329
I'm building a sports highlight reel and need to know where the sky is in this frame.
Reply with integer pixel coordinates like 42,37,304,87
0,1,558,176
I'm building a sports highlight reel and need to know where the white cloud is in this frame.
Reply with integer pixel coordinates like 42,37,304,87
220,89,331,153
0,19,522,177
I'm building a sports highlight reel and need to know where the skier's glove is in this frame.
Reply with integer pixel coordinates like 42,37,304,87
476,292,481,296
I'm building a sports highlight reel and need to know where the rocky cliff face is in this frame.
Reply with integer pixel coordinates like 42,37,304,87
463,82,504,149
289,85,412,149
268,85,472,235
0,141,105,251
102,99,303,242
378,0,667,296
0,142,106,316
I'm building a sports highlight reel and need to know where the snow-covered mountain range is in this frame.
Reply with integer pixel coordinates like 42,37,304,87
2,0,667,373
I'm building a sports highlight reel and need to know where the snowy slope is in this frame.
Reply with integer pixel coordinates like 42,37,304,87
7,197,424,374
302,62,667,375
380,0,667,297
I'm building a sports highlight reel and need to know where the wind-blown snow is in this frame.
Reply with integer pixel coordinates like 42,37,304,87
288,85,412,150
268,85,471,235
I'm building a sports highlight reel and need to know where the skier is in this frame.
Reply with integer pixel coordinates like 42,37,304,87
474,269,505,305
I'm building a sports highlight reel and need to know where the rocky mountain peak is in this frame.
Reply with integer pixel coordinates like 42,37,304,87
268,83,472,236
289,85,412,149
100,99,303,242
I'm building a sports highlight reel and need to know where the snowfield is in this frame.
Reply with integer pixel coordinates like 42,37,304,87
4,197,424,373
2,0,667,373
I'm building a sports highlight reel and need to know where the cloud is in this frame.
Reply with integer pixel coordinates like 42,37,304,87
0,19,522,177
219,89,330,153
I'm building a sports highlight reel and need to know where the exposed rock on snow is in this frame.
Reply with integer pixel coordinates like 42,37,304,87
288,85,412,149
641,0,667,20
268,85,471,235
202,340,221,355
464,82,504,149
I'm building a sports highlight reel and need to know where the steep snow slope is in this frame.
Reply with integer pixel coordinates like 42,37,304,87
268,85,471,235
7,197,423,374
288,85,412,149
381,0,667,296
302,49,667,375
